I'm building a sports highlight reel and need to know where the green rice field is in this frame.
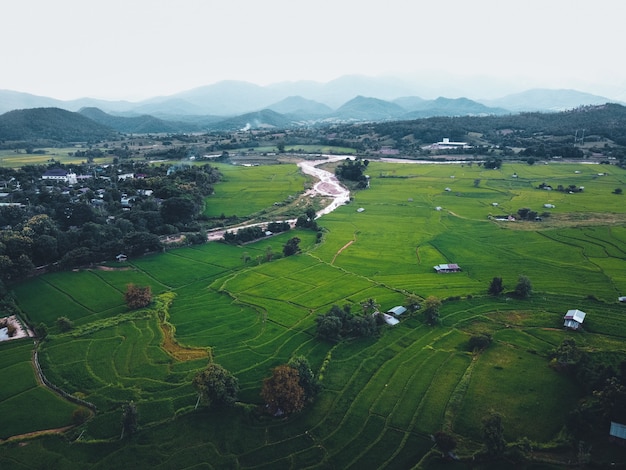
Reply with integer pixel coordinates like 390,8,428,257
1,160,626,468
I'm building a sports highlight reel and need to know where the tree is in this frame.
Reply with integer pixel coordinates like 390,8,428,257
125,284,152,309
488,277,504,296
468,333,492,351
404,293,422,312
360,298,379,316
433,431,457,455
423,296,441,325
34,322,48,339
282,237,301,257
614,188,623,195
315,314,343,342
120,401,139,439
72,407,91,425
514,275,532,298
56,316,73,332
288,356,320,401
482,412,506,457
193,363,239,408
261,364,305,415
160,197,197,224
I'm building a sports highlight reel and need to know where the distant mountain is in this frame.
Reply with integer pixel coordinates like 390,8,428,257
0,107,116,142
2,78,623,128
266,96,333,117
161,81,284,116
401,97,509,118
480,89,613,112
0,90,136,115
211,109,295,131
79,107,203,133
333,96,406,121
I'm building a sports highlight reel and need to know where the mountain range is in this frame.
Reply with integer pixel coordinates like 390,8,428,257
0,75,621,133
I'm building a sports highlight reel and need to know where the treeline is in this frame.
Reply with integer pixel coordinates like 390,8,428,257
550,338,626,439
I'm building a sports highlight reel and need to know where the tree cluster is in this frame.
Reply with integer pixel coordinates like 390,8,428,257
315,304,378,342
550,338,626,439
260,356,320,417
334,158,369,188
193,363,239,408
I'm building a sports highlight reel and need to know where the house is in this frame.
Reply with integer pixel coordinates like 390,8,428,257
380,313,399,326
609,422,626,444
387,306,407,316
42,168,77,184
434,264,461,273
563,309,586,330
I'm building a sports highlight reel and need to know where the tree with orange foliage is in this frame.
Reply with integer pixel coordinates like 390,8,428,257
261,364,305,416
124,284,152,310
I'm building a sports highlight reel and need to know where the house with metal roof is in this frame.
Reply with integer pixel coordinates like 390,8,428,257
434,263,461,273
387,306,407,316
563,309,586,330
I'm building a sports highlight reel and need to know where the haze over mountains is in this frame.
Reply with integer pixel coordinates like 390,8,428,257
0,75,621,132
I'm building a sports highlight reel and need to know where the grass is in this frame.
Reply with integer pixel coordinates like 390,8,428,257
1,160,626,467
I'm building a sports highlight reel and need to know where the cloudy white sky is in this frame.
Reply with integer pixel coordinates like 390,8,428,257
2,0,624,101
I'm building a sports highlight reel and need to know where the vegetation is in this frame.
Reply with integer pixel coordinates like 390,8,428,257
193,363,239,408
315,304,378,341
2,152,626,468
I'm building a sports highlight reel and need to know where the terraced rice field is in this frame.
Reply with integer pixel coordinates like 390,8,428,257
2,160,626,468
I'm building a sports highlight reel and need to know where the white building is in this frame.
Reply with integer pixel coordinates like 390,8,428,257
42,169,77,184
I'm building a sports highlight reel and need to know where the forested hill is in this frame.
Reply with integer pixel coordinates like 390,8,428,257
78,107,204,134
369,103,626,147
0,107,117,143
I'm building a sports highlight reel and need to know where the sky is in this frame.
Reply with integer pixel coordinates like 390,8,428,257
2,0,625,102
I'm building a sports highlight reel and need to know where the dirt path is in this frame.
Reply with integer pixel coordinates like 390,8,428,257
1,425,75,443
331,240,354,265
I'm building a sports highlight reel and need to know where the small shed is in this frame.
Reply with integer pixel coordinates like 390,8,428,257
619,296,626,303
387,306,407,316
381,313,400,326
610,422,626,444
434,263,461,273
563,309,586,330
116,253,128,262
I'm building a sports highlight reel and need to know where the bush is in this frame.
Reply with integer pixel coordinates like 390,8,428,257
56,316,74,332
469,334,492,351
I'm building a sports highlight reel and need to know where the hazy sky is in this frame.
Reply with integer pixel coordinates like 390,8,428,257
2,0,624,101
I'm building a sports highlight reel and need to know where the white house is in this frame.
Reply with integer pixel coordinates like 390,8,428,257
563,309,586,330
42,169,77,184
